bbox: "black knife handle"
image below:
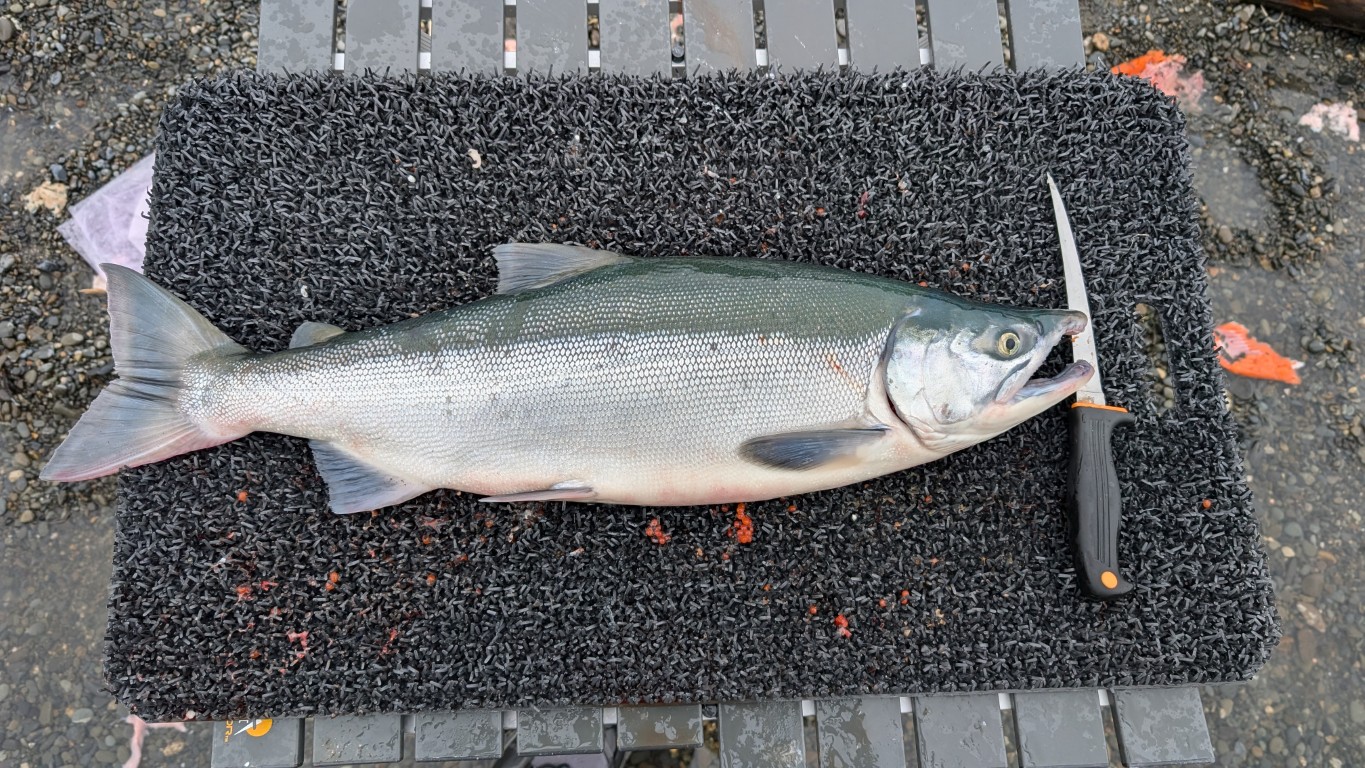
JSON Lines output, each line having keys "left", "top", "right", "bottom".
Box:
{"left": 1068, "top": 402, "right": 1135, "bottom": 600}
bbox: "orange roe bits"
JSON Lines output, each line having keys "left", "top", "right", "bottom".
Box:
{"left": 644, "top": 517, "right": 671, "bottom": 545}
{"left": 731, "top": 503, "right": 754, "bottom": 545}
{"left": 834, "top": 614, "right": 852, "bottom": 638}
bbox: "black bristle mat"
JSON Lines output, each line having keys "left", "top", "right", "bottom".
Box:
{"left": 108, "top": 69, "right": 1277, "bottom": 720}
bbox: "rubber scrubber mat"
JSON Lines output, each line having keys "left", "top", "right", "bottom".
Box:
{"left": 106, "top": 69, "right": 1277, "bottom": 720}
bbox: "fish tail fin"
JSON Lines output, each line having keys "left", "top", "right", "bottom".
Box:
{"left": 40, "top": 265, "right": 250, "bottom": 482}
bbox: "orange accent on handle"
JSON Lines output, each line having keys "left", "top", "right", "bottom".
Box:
{"left": 1101, "top": 571, "right": 1119, "bottom": 590}
{"left": 246, "top": 719, "right": 273, "bottom": 737}
{"left": 1072, "top": 402, "right": 1129, "bottom": 413}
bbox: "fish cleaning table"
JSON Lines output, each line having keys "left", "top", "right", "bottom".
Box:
{"left": 98, "top": 1, "right": 1276, "bottom": 766}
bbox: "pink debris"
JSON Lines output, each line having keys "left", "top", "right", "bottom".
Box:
{"left": 1298, "top": 102, "right": 1360, "bottom": 142}
{"left": 123, "top": 714, "right": 188, "bottom": 768}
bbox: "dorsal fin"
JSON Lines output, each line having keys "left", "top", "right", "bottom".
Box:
{"left": 492, "top": 243, "right": 634, "bottom": 295}
{"left": 290, "top": 321, "right": 344, "bottom": 348}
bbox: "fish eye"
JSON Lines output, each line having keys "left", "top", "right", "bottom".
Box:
{"left": 996, "top": 331, "right": 1022, "bottom": 357}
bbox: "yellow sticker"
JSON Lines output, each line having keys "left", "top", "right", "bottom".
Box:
{"left": 246, "top": 719, "right": 274, "bottom": 737}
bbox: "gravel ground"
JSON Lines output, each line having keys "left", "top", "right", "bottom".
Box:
{"left": 1, "top": 1, "right": 1361, "bottom": 766}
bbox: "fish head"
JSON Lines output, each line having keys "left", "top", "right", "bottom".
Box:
{"left": 882, "top": 299, "right": 1092, "bottom": 452}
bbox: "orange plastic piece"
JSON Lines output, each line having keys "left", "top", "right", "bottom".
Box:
{"left": 1112, "top": 50, "right": 1171, "bottom": 76}
{"left": 1213, "top": 322, "right": 1304, "bottom": 385}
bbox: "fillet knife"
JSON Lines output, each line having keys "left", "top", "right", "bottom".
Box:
{"left": 1047, "top": 174, "right": 1134, "bottom": 600}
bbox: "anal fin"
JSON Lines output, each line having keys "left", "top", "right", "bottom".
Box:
{"left": 739, "top": 427, "right": 888, "bottom": 471}
{"left": 310, "top": 440, "right": 434, "bottom": 514}
{"left": 480, "top": 482, "right": 596, "bottom": 503}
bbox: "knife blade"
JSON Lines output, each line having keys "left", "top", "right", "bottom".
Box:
{"left": 1047, "top": 174, "right": 1134, "bottom": 601}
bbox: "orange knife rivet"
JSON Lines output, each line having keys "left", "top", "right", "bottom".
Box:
{"left": 1101, "top": 571, "right": 1119, "bottom": 590}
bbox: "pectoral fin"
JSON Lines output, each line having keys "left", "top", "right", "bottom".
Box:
{"left": 309, "top": 440, "right": 434, "bottom": 514}
{"left": 480, "top": 482, "right": 596, "bottom": 503}
{"left": 739, "top": 427, "right": 889, "bottom": 471}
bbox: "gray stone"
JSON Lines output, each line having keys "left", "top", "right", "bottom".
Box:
{"left": 71, "top": 708, "right": 94, "bottom": 724}
{"left": 1282, "top": 521, "right": 1303, "bottom": 539}
{"left": 0, "top": 16, "right": 13, "bottom": 43}
{"left": 1217, "top": 224, "right": 1233, "bottom": 243}
{"left": 1351, "top": 700, "right": 1365, "bottom": 725}
{"left": 17, "top": 509, "right": 34, "bottom": 524}
{"left": 0, "top": 683, "right": 9, "bottom": 702}
{"left": 1301, "top": 572, "right": 1324, "bottom": 598}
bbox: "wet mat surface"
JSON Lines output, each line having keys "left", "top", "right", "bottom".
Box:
{"left": 107, "top": 70, "right": 1277, "bottom": 719}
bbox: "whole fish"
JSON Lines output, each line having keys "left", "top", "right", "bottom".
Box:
{"left": 42, "top": 244, "right": 1093, "bottom": 513}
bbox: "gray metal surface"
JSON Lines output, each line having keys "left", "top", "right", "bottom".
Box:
{"left": 257, "top": 0, "right": 336, "bottom": 73}
{"left": 617, "top": 704, "right": 705, "bottom": 750}
{"left": 430, "top": 0, "right": 504, "bottom": 73}
{"left": 764, "top": 0, "right": 839, "bottom": 69}
{"left": 815, "top": 697, "right": 905, "bottom": 768}
{"left": 1012, "top": 691, "right": 1108, "bottom": 768}
{"left": 344, "top": 0, "right": 421, "bottom": 74}
{"left": 210, "top": 718, "right": 305, "bottom": 768}
{"left": 1112, "top": 688, "right": 1215, "bottom": 767}
{"left": 311, "top": 714, "right": 403, "bottom": 765}
{"left": 414, "top": 710, "right": 506, "bottom": 760}
{"left": 845, "top": 0, "right": 920, "bottom": 71}
{"left": 683, "top": 0, "right": 756, "bottom": 72}
{"left": 598, "top": 0, "right": 672, "bottom": 75}
{"left": 1003, "top": 0, "right": 1084, "bottom": 69}
{"left": 515, "top": 0, "right": 589, "bottom": 73}
{"left": 718, "top": 700, "right": 806, "bottom": 768}
{"left": 1049, "top": 173, "right": 1107, "bottom": 406}
{"left": 516, "top": 706, "right": 605, "bottom": 755}
{"left": 923, "top": 0, "right": 1003, "bottom": 69}
{"left": 913, "top": 695, "right": 1007, "bottom": 768}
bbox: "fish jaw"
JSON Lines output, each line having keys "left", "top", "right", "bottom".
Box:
{"left": 975, "top": 309, "right": 1094, "bottom": 435}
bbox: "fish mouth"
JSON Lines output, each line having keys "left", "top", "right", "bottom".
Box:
{"left": 1010, "top": 360, "right": 1094, "bottom": 402}
{"left": 996, "top": 310, "right": 1093, "bottom": 404}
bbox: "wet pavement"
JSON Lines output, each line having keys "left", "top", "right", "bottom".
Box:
{"left": 2, "top": 1, "right": 1363, "bottom": 766}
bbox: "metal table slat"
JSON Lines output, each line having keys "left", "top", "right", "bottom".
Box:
{"left": 913, "top": 695, "right": 1007, "bottom": 768}
{"left": 1112, "top": 688, "right": 1215, "bottom": 767}
{"left": 1003, "top": 0, "right": 1084, "bottom": 68}
{"left": 923, "top": 0, "right": 1002, "bottom": 69}
{"left": 598, "top": 0, "right": 672, "bottom": 75}
{"left": 815, "top": 697, "right": 905, "bottom": 768}
{"left": 312, "top": 715, "right": 404, "bottom": 766}
{"left": 257, "top": 0, "right": 335, "bottom": 73}
{"left": 430, "top": 0, "right": 504, "bottom": 73}
{"left": 344, "top": 0, "right": 421, "bottom": 74}
{"left": 1012, "top": 691, "right": 1108, "bottom": 768}
{"left": 211, "top": 718, "right": 305, "bottom": 768}
{"left": 683, "top": 0, "right": 756, "bottom": 72}
{"left": 718, "top": 701, "right": 806, "bottom": 768}
{"left": 764, "top": 0, "right": 839, "bottom": 69}
{"left": 845, "top": 0, "right": 919, "bottom": 71}
{"left": 516, "top": 706, "right": 605, "bottom": 755}
{"left": 414, "top": 711, "right": 506, "bottom": 760}
{"left": 617, "top": 704, "right": 705, "bottom": 750}
{"left": 516, "top": 0, "right": 589, "bottom": 73}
